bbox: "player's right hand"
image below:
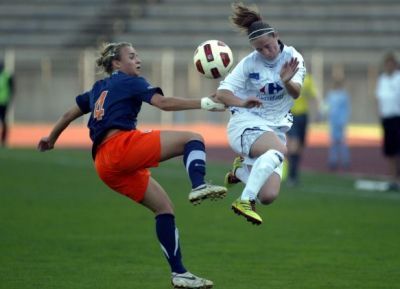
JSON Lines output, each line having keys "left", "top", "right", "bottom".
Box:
{"left": 201, "top": 96, "right": 226, "bottom": 111}
{"left": 38, "top": 137, "right": 54, "bottom": 152}
{"left": 242, "top": 97, "right": 262, "bottom": 108}
{"left": 280, "top": 57, "right": 299, "bottom": 83}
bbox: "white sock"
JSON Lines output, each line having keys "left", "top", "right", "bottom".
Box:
{"left": 235, "top": 166, "right": 250, "bottom": 184}
{"left": 240, "top": 149, "right": 284, "bottom": 201}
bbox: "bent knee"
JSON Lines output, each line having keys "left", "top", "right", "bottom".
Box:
{"left": 155, "top": 207, "right": 174, "bottom": 215}
{"left": 152, "top": 202, "right": 175, "bottom": 215}
{"left": 258, "top": 190, "right": 279, "bottom": 205}
{"left": 277, "top": 146, "right": 288, "bottom": 157}
{"left": 188, "top": 132, "right": 204, "bottom": 143}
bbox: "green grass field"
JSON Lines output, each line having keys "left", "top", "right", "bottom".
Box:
{"left": 1, "top": 148, "right": 400, "bottom": 289}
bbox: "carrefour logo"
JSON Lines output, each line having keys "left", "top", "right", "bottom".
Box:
{"left": 260, "top": 82, "right": 284, "bottom": 94}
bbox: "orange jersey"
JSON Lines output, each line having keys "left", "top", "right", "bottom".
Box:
{"left": 94, "top": 129, "right": 161, "bottom": 202}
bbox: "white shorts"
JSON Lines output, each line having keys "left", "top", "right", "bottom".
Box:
{"left": 227, "top": 111, "right": 292, "bottom": 178}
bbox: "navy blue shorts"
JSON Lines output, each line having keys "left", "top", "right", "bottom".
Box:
{"left": 382, "top": 116, "right": 400, "bottom": 156}
{"left": 287, "top": 113, "right": 308, "bottom": 146}
{"left": 0, "top": 105, "right": 8, "bottom": 122}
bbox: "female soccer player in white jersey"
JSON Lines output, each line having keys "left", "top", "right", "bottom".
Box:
{"left": 215, "top": 3, "right": 306, "bottom": 225}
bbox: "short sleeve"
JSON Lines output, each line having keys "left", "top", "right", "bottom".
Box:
{"left": 75, "top": 91, "right": 91, "bottom": 114}
{"left": 122, "top": 76, "right": 163, "bottom": 104}
{"left": 138, "top": 84, "right": 164, "bottom": 104}
{"left": 218, "top": 58, "right": 247, "bottom": 94}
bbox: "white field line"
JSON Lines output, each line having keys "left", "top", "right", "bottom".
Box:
{"left": 293, "top": 182, "right": 400, "bottom": 201}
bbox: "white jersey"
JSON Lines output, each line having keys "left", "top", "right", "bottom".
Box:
{"left": 375, "top": 70, "right": 400, "bottom": 118}
{"left": 218, "top": 44, "right": 306, "bottom": 125}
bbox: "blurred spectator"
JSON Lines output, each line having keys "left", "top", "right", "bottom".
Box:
{"left": 286, "top": 73, "right": 319, "bottom": 186}
{"left": 375, "top": 52, "right": 400, "bottom": 190}
{"left": 325, "top": 77, "right": 351, "bottom": 170}
{"left": 0, "top": 61, "right": 14, "bottom": 147}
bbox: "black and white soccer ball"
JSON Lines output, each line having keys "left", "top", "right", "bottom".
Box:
{"left": 193, "top": 40, "right": 234, "bottom": 79}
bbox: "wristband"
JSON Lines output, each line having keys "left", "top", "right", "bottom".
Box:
{"left": 201, "top": 97, "right": 225, "bottom": 110}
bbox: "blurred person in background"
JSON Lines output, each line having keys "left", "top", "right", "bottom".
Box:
{"left": 325, "top": 77, "right": 351, "bottom": 170}
{"left": 375, "top": 52, "right": 400, "bottom": 191}
{"left": 38, "top": 42, "right": 228, "bottom": 289}
{"left": 217, "top": 2, "right": 305, "bottom": 225}
{"left": 286, "top": 71, "right": 319, "bottom": 186}
{"left": 0, "top": 61, "right": 14, "bottom": 147}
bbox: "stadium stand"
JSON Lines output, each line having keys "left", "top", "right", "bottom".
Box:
{"left": 0, "top": 0, "right": 142, "bottom": 49}
{"left": 119, "top": 0, "right": 400, "bottom": 52}
{"left": 1, "top": 0, "right": 399, "bottom": 52}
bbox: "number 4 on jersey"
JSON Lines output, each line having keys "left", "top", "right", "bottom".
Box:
{"left": 94, "top": 91, "right": 108, "bottom": 121}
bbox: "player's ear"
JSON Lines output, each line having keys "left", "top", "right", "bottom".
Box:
{"left": 112, "top": 59, "right": 121, "bottom": 70}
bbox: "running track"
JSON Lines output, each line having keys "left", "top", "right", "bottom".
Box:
{"left": 8, "top": 123, "right": 389, "bottom": 177}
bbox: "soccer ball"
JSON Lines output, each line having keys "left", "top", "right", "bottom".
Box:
{"left": 193, "top": 40, "right": 234, "bottom": 79}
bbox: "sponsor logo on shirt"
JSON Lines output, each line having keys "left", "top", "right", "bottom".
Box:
{"left": 258, "top": 82, "right": 285, "bottom": 101}
{"left": 249, "top": 73, "right": 260, "bottom": 80}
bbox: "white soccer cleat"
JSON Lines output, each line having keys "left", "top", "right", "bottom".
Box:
{"left": 171, "top": 271, "right": 213, "bottom": 289}
{"left": 188, "top": 183, "right": 227, "bottom": 205}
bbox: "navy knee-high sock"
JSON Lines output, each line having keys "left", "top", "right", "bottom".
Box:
{"left": 155, "top": 214, "right": 186, "bottom": 274}
{"left": 183, "top": 140, "right": 206, "bottom": 189}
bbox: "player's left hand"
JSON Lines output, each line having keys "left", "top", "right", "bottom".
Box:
{"left": 242, "top": 96, "right": 262, "bottom": 108}
{"left": 38, "top": 137, "right": 55, "bottom": 152}
{"left": 201, "top": 96, "right": 226, "bottom": 111}
{"left": 280, "top": 57, "right": 299, "bottom": 83}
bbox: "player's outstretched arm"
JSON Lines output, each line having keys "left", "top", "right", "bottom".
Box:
{"left": 38, "top": 105, "right": 84, "bottom": 152}
{"left": 215, "top": 89, "right": 262, "bottom": 108}
{"left": 151, "top": 93, "right": 225, "bottom": 111}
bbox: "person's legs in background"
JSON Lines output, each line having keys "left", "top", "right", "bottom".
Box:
{"left": 328, "top": 121, "right": 341, "bottom": 170}
{"left": 286, "top": 114, "right": 308, "bottom": 186}
{"left": 339, "top": 125, "right": 350, "bottom": 169}
{"left": 382, "top": 117, "right": 400, "bottom": 191}
{"left": 0, "top": 105, "right": 8, "bottom": 147}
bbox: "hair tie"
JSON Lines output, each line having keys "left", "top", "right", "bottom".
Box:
{"left": 248, "top": 28, "right": 275, "bottom": 40}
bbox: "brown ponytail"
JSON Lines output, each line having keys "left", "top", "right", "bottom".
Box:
{"left": 230, "top": 2, "right": 276, "bottom": 41}
{"left": 230, "top": 2, "right": 262, "bottom": 33}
